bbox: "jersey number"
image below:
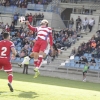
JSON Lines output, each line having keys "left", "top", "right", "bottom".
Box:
{"left": 1, "top": 47, "right": 7, "bottom": 56}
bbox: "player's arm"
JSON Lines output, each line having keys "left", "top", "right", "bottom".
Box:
{"left": 26, "top": 21, "right": 37, "bottom": 32}
{"left": 49, "top": 31, "right": 53, "bottom": 47}
{"left": 11, "top": 47, "right": 17, "bottom": 57}
{"left": 10, "top": 42, "right": 17, "bottom": 56}
{"left": 49, "top": 31, "right": 53, "bottom": 54}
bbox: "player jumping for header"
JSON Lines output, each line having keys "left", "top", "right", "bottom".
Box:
{"left": 26, "top": 19, "right": 53, "bottom": 78}
{"left": 0, "top": 33, "right": 17, "bottom": 92}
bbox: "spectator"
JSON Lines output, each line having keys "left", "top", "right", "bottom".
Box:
{"left": 13, "top": 13, "right": 19, "bottom": 25}
{"left": 76, "top": 16, "right": 82, "bottom": 31}
{"left": 82, "top": 17, "right": 88, "bottom": 32}
{"left": 28, "top": 13, "right": 33, "bottom": 25}
{"left": 10, "top": 22, "right": 15, "bottom": 32}
{"left": 88, "top": 18, "right": 95, "bottom": 32}
{"left": 89, "top": 57, "right": 96, "bottom": 66}
{"left": 69, "top": 18, "right": 74, "bottom": 29}
{"left": 69, "top": 47, "right": 77, "bottom": 57}
{"left": 79, "top": 56, "right": 88, "bottom": 64}
{"left": 92, "top": 48, "right": 98, "bottom": 58}
{"left": 81, "top": 5, "right": 85, "bottom": 14}
{"left": 91, "top": 40, "right": 96, "bottom": 51}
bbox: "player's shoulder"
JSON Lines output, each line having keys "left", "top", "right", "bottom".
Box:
{"left": 47, "top": 27, "right": 52, "bottom": 30}
{"left": 7, "top": 40, "right": 14, "bottom": 44}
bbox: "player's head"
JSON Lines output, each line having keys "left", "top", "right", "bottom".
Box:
{"left": 40, "top": 19, "right": 48, "bottom": 27}
{"left": 3, "top": 32, "right": 10, "bottom": 40}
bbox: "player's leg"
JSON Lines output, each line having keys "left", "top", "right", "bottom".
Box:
{"left": 83, "top": 72, "right": 86, "bottom": 82}
{"left": 31, "top": 41, "right": 40, "bottom": 67}
{"left": 7, "top": 71, "right": 14, "bottom": 92}
{"left": 34, "top": 41, "right": 47, "bottom": 78}
{"left": 23, "top": 64, "right": 25, "bottom": 74}
{"left": 3, "top": 60, "right": 14, "bottom": 92}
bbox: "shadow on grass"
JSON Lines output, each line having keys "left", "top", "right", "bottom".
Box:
{"left": 0, "top": 71, "right": 100, "bottom": 92}
{"left": 0, "top": 91, "right": 8, "bottom": 95}
{"left": 16, "top": 90, "right": 39, "bottom": 99}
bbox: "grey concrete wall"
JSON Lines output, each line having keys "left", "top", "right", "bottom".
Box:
{"left": 70, "top": 14, "right": 99, "bottom": 31}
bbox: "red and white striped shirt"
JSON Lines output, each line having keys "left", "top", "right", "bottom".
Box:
{"left": 28, "top": 25, "right": 53, "bottom": 46}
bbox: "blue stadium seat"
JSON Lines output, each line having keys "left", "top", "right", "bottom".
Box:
{"left": 65, "top": 63, "right": 70, "bottom": 67}
{"left": 70, "top": 59, "right": 74, "bottom": 63}
{"left": 17, "top": 43, "right": 21, "bottom": 46}
{"left": 35, "top": 4, "right": 44, "bottom": 11}
{"left": 95, "top": 66, "right": 99, "bottom": 70}
{"left": 88, "top": 53, "right": 92, "bottom": 58}
{"left": 27, "top": 4, "right": 35, "bottom": 10}
{"left": 21, "top": 58, "right": 24, "bottom": 62}
{"left": 11, "top": 32, "right": 15, "bottom": 36}
{"left": 89, "top": 66, "right": 95, "bottom": 70}
{"left": 70, "top": 62, "right": 75, "bottom": 67}
{"left": 74, "top": 56, "right": 80, "bottom": 62}
{"left": 84, "top": 53, "right": 88, "bottom": 58}
{"left": 30, "top": 59, "right": 34, "bottom": 64}
{"left": 15, "top": 57, "right": 21, "bottom": 63}
{"left": 80, "top": 64, "right": 84, "bottom": 68}
{"left": 74, "top": 64, "right": 79, "bottom": 68}
{"left": 17, "top": 47, "right": 21, "bottom": 51}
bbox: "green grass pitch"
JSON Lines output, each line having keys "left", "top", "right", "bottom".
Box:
{"left": 0, "top": 71, "right": 100, "bottom": 100}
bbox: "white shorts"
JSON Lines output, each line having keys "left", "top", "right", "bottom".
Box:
{"left": 44, "top": 43, "right": 50, "bottom": 55}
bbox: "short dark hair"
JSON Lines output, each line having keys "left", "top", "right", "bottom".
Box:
{"left": 3, "top": 33, "right": 9, "bottom": 39}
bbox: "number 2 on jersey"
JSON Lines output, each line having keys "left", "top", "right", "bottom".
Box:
{"left": 1, "top": 47, "right": 7, "bottom": 56}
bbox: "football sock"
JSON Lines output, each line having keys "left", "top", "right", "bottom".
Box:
{"left": 8, "top": 74, "right": 13, "bottom": 83}
{"left": 36, "top": 55, "right": 43, "bottom": 68}
{"left": 34, "top": 59, "right": 38, "bottom": 66}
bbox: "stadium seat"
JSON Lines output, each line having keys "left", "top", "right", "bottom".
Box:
{"left": 70, "top": 59, "right": 74, "bottom": 63}
{"left": 95, "top": 66, "right": 99, "bottom": 70}
{"left": 15, "top": 57, "right": 21, "bottom": 63}
{"left": 21, "top": 58, "right": 24, "bottom": 62}
{"left": 80, "top": 64, "right": 84, "bottom": 68}
{"left": 84, "top": 53, "right": 88, "bottom": 58}
{"left": 11, "top": 32, "right": 15, "bottom": 36}
{"left": 35, "top": 4, "right": 44, "bottom": 11}
{"left": 30, "top": 59, "right": 34, "bottom": 64}
{"left": 27, "top": 4, "right": 35, "bottom": 10}
{"left": 74, "top": 64, "right": 79, "bottom": 68}
{"left": 88, "top": 53, "right": 92, "bottom": 58}
{"left": 89, "top": 66, "right": 95, "bottom": 70}
{"left": 74, "top": 56, "right": 80, "bottom": 62}
{"left": 17, "top": 43, "right": 21, "bottom": 46}
{"left": 65, "top": 63, "right": 70, "bottom": 67}
{"left": 70, "top": 62, "right": 75, "bottom": 67}
{"left": 17, "top": 47, "right": 21, "bottom": 51}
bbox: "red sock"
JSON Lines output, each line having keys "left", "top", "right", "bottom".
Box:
{"left": 8, "top": 74, "right": 13, "bottom": 83}
{"left": 36, "top": 55, "right": 43, "bottom": 68}
{"left": 34, "top": 59, "right": 38, "bottom": 67}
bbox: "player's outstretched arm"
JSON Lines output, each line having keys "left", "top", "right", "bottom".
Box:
{"left": 11, "top": 47, "right": 17, "bottom": 57}
{"left": 26, "top": 21, "right": 37, "bottom": 32}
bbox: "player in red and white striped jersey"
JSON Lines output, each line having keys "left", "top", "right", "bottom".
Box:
{"left": 26, "top": 19, "right": 53, "bottom": 78}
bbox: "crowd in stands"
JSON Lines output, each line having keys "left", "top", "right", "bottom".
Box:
{"left": 53, "top": 28, "right": 78, "bottom": 50}
{"left": 69, "top": 31, "right": 100, "bottom": 66}
{"left": 0, "top": 0, "right": 52, "bottom": 7}
{"left": 25, "top": 13, "right": 44, "bottom": 25}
